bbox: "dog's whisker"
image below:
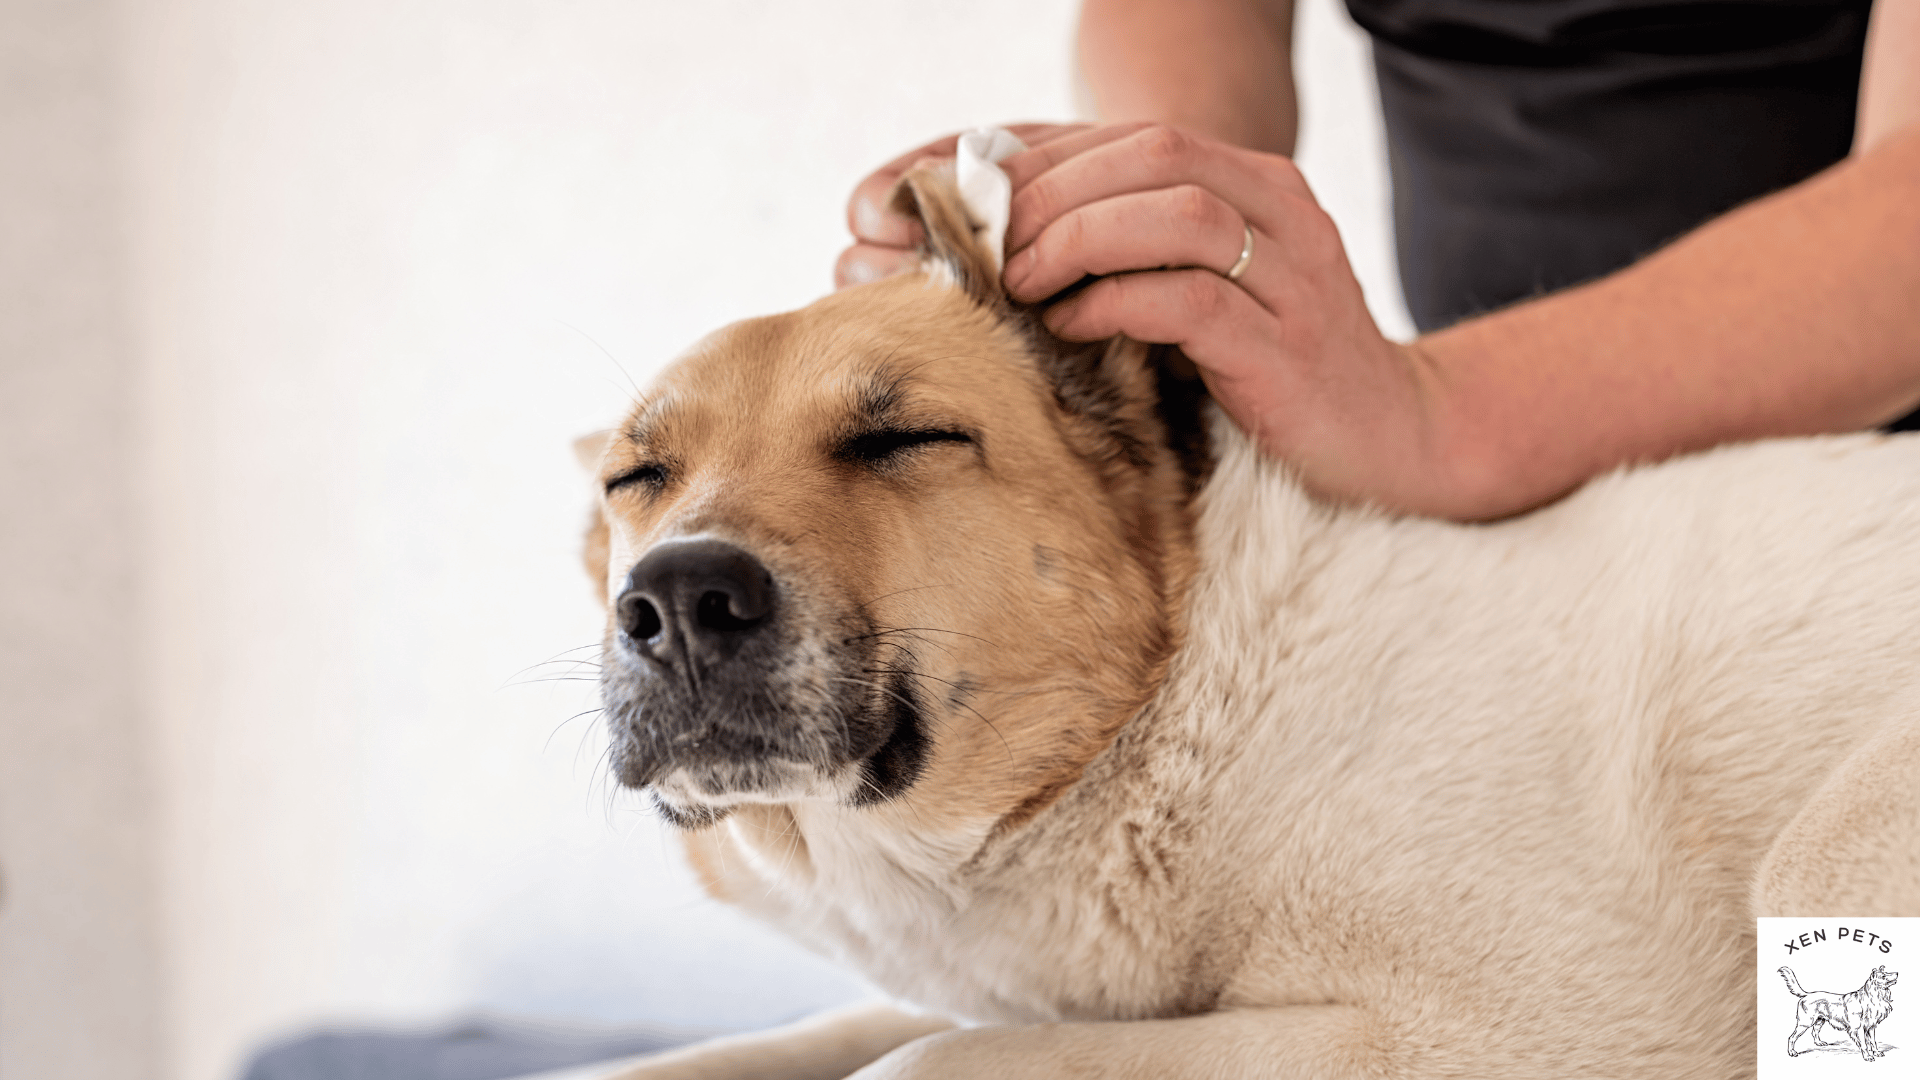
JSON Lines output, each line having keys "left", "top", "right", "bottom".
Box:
{"left": 542, "top": 642, "right": 609, "bottom": 658}
{"left": 820, "top": 675, "right": 959, "bottom": 747}
{"left": 895, "top": 353, "right": 989, "bottom": 380}
{"left": 864, "top": 662, "right": 1033, "bottom": 698}
{"left": 751, "top": 807, "right": 809, "bottom": 903}
{"left": 557, "top": 318, "right": 644, "bottom": 404}
{"left": 830, "top": 667, "right": 1008, "bottom": 767}
{"left": 862, "top": 631, "right": 953, "bottom": 660}
{"left": 584, "top": 738, "right": 621, "bottom": 820}
{"left": 906, "top": 353, "right": 996, "bottom": 375}
{"left": 518, "top": 641, "right": 607, "bottom": 667}
{"left": 869, "top": 641, "right": 924, "bottom": 667}
{"left": 545, "top": 706, "right": 606, "bottom": 755}
{"left": 861, "top": 667, "right": 1014, "bottom": 765}
{"left": 853, "top": 583, "right": 961, "bottom": 612}
{"left": 856, "top": 624, "right": 1002, "bottom": 649}
{"left": 500, "top": 643, "right": 607, "bottom": 691}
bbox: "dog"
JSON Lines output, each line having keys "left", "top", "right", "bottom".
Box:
{"left": 572, "top": 161, "right": 1920, "bottom": 1079}
{"left": 1782, "top": 965, "right": 1899, "bottom": 1061}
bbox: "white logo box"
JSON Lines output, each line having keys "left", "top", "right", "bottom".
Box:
{"left": 1758, "top": 917, "right": 1912, "bottom": 1078}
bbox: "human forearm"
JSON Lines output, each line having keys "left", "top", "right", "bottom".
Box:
{"left": 1419, "top": 125, "right": 1920, "bottom": 519}
{"left": 1859, "top": 0, "right": 1920, "bottom": 149}
{"left": 1077, "top": 0, "right": 1298, "bottom": 154}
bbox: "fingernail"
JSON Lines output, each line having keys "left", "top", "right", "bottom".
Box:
{"left": 854, "top": 196, "right": 889, "bottom": 239}
{"left": 845, "top": 259, "right": 879, "bottom": 284}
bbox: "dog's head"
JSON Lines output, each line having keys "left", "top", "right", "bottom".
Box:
{"left": 1871, "top": 966, "right": 1898, "bottom": 991}
{"left": 582, "top": 163, "right": 1208, "bottom": 834}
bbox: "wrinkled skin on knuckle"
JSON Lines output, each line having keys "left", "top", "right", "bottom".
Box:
{"left": 1175, "top": 270, "right": 1229, "bottom": 325}
{"left": 1135, "top": 124, "right": 1198, "bottom": 174}
{"left": 1016, "top": 173, "right": 1077, "bottom": 239}
{"left": 1053, "top": 279, "right": 1122, "bottom": 340}
{"left": 1046, "top": 293, "right": 1094, "bottom": 340}
{"left": 1049, "top": 207, "right": 1090, "bottom": 269}
{"left": 1169, "top": 184, "right": 1229, "bottom": 234}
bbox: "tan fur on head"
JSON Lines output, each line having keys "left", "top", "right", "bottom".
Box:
{"left": 584, "top": 165, "right": 1206, "bottom": 836}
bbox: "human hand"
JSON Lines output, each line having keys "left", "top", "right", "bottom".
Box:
{"left": 833, "top": 124, "right": 1090, "bottom": 289}
{"left": 998, "top": 123, "right": 1460, "bottom": 515}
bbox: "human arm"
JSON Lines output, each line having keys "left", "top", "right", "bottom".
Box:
{"left": 1412, "top": 122, "right": 1920, "bottom": 516}
{"left": 1077, "top": 0, "right": 1297, "bottom": 156}
{"left": 1003, "top": 0, "right": 1920, "bottom": 519}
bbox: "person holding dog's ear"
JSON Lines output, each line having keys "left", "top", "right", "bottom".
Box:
{"left": 837, "top": 0, "right": 1920, "bottom": 522}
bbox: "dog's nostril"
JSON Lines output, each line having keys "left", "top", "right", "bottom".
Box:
{"left": 696, "top": 589, "right": 764, "bottom": 632}
{"left": 617, "top": 592, "right": 663, "bottom": 641}
{"left": 619, "top": 539, "right": 776, "bottom": 666}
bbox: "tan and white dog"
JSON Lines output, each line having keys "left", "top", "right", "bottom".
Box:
{"left": 574, "top": 164, "right": 1920, "bottom": 1080}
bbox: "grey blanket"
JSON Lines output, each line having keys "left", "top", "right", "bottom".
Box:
{"left": 239, "top": 1015, "right": 701, "bottom": 1080}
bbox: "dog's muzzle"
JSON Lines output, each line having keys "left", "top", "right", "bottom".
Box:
{"left": 599, "top": 537, "right": 929, "bottom": 823}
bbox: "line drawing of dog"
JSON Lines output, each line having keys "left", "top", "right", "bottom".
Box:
{"left": 569, "top": 159, "right": 1920, "bottom": 1079}
{"left": 1783, "top": 965, "right": 1899, "bottom": 1062}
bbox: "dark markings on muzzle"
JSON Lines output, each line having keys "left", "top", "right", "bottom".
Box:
{"left": 848, "top": 669, "right": 929, "bottom": 807}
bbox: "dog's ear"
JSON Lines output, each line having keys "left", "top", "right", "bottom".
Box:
{"left": 573, "top": 429, "right": 614, "bottom": 471}
{"left": 573, "top": 430, "right": 614, "bottom": 608}
{"left": 890, "top": 161, "right": 1211, "bottom": 492}
{"left": 1039, "top": 337, "right": 1213, "bottom": 497}
{"left": 890, "top": 161, "right": 1004, "bottom": 308}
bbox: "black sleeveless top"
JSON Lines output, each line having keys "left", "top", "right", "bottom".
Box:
{"left": 1344, "top": 0, "right": 1872, "bottom": 320}
{"left": 1340, "top": 0, "right": 1914, "bottom": 427}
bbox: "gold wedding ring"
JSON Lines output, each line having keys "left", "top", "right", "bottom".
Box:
{"left": 1225, "top": 223, "right": 1255, "bottom": 282}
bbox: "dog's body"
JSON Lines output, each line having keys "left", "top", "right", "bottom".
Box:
{"left": 580, "top": 167, "right": 1920, "bottom": 1079}
{"left": 1782, "top": 965, "right": 1899, "bottom": 1061}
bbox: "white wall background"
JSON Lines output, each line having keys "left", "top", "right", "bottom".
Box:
{"left": 0, "top": 4, "right": 157, "bottom": 1080}
{"left": 4, "top": 2, "right": 1406, "bottom": 1079}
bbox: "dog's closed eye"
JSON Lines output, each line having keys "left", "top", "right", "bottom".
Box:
{"left": 835, "top": 428, "right": 974, "bottom": 467}
{"left": 606, "top": 463, "right": 669, "bottom": 495}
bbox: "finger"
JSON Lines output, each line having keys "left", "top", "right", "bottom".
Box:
{"left": 1006, "top": 125, "right": 1310, "bottom": 253}
{"left": 1043, "top": 268, "right": 1275, "bottom": 365}
{"left": 999, "top": 122, "right": 1155, "bottom": 191}
{"left": 1004, "top": 185, "right": 1258, "bottom": 304}
{"left": 847, "top": 123, "right": 1089, "bottom": 246}
{"left": 1002, "top": 122, "right": 1094, "bottom": 148}
{"left": 1042, "top": 270, "right": 1303, "bottom": 445}
{"left": 834, "top": 243, "right": 920, "bottom": 290}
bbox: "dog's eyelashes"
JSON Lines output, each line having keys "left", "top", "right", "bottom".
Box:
{"left": 606, "top": 463, "right": 668, "bottom": 495}
{"left": 836, "top": 428, "right": 973, "bottom": 466}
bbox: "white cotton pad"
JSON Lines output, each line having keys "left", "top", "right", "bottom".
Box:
{"left": 954, "top": 127, "right": 1028, "bottom": 272}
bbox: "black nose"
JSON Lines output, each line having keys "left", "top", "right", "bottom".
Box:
{"left": 616, "top": 539, "right": 775, "bottom": 673}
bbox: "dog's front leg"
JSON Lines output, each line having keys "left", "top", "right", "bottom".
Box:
{"left": 592, "top": 1002, "right": 954, "bottom": 1080}
{"left": 847, "top": 1005, "right": 1379, "bottom": 1080}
